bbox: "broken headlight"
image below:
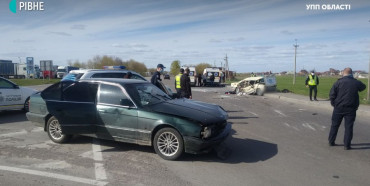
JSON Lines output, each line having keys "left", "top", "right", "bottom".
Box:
{"left": 201, "top": 127, "right": 212, "bottom": 139}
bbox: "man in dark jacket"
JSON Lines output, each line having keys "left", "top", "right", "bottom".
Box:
{"left": 151, "top": 64, "right": 165, "bottom": 89}
{"left": 180, "top": 68, "right": 192, "bottom": 99}
{"left": 328, "top": 67, "right": 366, "bottom": 150}
{"left": 305, "top": 70, "right": 319, "bottom": 101}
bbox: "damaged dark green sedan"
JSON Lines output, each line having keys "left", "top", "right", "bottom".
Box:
{"left": 26, "top": 79, "right": 231, "bottom": 160}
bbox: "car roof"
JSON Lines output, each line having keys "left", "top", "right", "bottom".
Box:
{"left": 240, "top": 77, "right": 264, "bottom": 81}
{"left": 69, "top": 69, "right": 137, "bottom": 74}
{"left": 78, "top": 78, "right": 149, "bottom": 85}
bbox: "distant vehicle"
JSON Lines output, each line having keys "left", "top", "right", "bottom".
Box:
{"left": 263, "top": 74, "right": 277, "bottom": 91}
{"left": 164, "top": 74, "right": 170, "bottom": 79}
{"left": 182, "top": 66, "right": 196, "bottom": 86}
{"left": 230, "top": 76, "right": 266, "bottom": 96}
{"left": 203, "top": 67, "right": 222, "bottom": 86}
{"left": 57, "top": 66, "right": 79, "bottom": 79}
{"left": 0, "top": 60, "right": 27, "bottom": 79}
{"left": 0, "top": 77, "right": 38, "bottom": 112}
{"left": 26, "top": 79, "right": 230, "bottom": 160}
{"left": 63, "top": 69, "right": 177, "bottom": 98}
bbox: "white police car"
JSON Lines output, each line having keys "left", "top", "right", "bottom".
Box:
{"left": 0, "top": 77, "right": 38, "bottom": 112}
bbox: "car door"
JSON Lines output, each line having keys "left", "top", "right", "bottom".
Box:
{"left": 43, "top": 81, "right": 99, "bottom": 134}
{"left": 97, "top": 83, "right": 138, "bottom": 142}
{"left": 0, "top": 78, "right": 23, "bottom": 110}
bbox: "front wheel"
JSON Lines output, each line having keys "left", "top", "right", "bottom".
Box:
{"left": 47, "top": 116, "right": 71, "bottom": 143}
{"left": 153, "top": 128, "right": 184, "bottom": 160}
{"left": 23, "top": 97, "right": 30, "bottom": 112}
{"left": 256, "top": 88, "right": 264, "bottom": 96}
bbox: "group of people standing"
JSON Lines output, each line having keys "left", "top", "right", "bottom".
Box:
{"left": 150, "top": 64, "right": 192, "bottom": 99}
{"left": 305, "top": 68, "right": 366, "bottom": 150}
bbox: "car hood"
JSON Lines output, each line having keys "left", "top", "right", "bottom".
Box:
{"left": 149, "top": 99, "right": 228, "bottom": 126}
{"left": 21, "top": 87, "right": 38, "bottom": 96}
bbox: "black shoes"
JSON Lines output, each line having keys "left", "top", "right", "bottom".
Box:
{"left": 314, "top": 99, "right": 318, "bottom": 101}
{"left": 344, "top": 146, "right": 352, "bottom": 150}
{"left": 329, "top": 142, "right": 336, "bottom": 146}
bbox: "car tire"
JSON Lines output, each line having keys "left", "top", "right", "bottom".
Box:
{"left": 47, "top": 116, "right": 71, "bottom": 143}
{"left": 256, "top": 88, "right": 264, "bottom": 96}
{"left": 153, "top": 128, "right": 184, "bottom": 160}
{"left": 23, "top": 97, "right": 30, "bottom": 112}
{"left": 235, "top": 87, "right": 240, "bottom": 94}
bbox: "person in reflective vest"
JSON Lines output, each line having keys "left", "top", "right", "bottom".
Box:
{"left": 175, "top": 68, "right": 184, "bottom": 97}
{"left": 305, "top": 70, "right": 320, "bottom": 101}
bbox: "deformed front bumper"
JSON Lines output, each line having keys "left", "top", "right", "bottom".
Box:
{"left": 183, "top": 123, "right": 231, "bottom": 154}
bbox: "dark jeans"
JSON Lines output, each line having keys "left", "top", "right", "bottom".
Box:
{"left": 176, "top": 88, "right": 182, "bottom": 98}
{"left": 309, "top": 85, "right": 317, "bottom": 100}
{"left": 328, "top": 108, "right": 356, "bottom": 147}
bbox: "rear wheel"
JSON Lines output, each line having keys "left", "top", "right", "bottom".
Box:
{"left": 47, "top": 116, "right": 71, "bottom": 143}
{"left": 153, "top": 128, "right": 184, "bottom": 160}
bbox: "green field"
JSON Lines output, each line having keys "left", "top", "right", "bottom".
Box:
{"left": 275, "top": 76, "right": 369, "bottom": 104}
{"left": 9, "top": 79, "right": 60, "bottom": 86}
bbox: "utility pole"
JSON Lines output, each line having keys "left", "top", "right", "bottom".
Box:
{"left": 293, "top": 39, "right": 299, "bottom": 85}
{"left": 368, "top": 57, "right": 370, "bottom": 101}
{"left": 224, "top": 54, "right": 229, "bottom": 81}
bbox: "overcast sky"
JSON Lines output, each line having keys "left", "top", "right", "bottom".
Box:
{"left": 1, "top": 0, "right": 369, "bottom": 72}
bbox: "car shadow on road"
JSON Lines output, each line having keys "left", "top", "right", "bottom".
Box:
{"left": 181, "top": 136, "right": 278, "bottom": 163}
{"left": 228, "top": 116, "right": 258, "bottom": 120}
{"left": 0, "top": 110, "right": 28, "bottom": 124}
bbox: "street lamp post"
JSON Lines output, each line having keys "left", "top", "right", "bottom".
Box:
{"left": 293, "top": 39, "right": 299, "bottom": 85}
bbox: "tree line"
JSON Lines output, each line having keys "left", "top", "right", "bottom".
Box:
{"left": 68, "top": 55, "right": 213, "bottom": 76}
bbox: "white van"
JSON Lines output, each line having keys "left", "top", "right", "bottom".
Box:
{"left": 203, "top": 67, "right": 222, "bottom": 86}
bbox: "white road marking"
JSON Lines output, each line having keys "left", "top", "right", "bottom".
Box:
{"left": 0, "top": 165, "right": 108, "bottom": 186}
{"left": 249, "top": 112, "right": 258, "bottom": 116}
{"left": 92, "top": 139, "right": 107, "bottom": 181}
{"left": 302, "top": 123, "right": 316, "bottom": 131}
{"left": 0, "top": 129, "right": 27, "bottom": 138}
{"left": 283, "top": 123, "right": 300, "bottom": 131}
{"left": 274, "top": 109, "right": 287, "bottom": 117}
{"left": 0, "top": 127, "right": 43, "bottom": 138}
{"left": 30, "top": 127, "right": 44, "bottom": 133}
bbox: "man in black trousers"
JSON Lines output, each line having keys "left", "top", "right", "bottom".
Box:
{"left": 305, "top": 70, "right": 319, "bottom": 101}
{"left": 180, "top": 68, "right": 192, "bottom": 99}
{"left": 328, "top": 67, "right": 366, "bottom": 150}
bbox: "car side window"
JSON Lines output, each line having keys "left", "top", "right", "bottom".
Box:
{"left": 41, "top": 82, "right": 65, "bottom": 100}
{"left": 98, "top": 84, "right": 130, "bottom": 106}
{"left": 91, "top": 73, "right": 125, "bottom": 78}
{"left": 131, "top": 74, "right": 146, "bottom": 81}
{"left": 63, "top": 82, "right": 98, "bottom": 102}
{"left": 0, "top": 79, "right": 14, "bottom": 88}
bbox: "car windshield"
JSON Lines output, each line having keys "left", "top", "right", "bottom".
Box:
{"left": 62, "top": 73, "right": 84, "bottom": 81}
{"left": 124, "top": 83, "right": 171, "bottom": 107}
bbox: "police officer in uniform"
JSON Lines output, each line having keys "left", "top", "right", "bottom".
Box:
{"left": 151, "top": 64, "right": 165, "bottom": 89}
{"left": 180, "top": 68, "right": 192, "bottom": 99}
{"left": 328, "top": 67, "right": 366, "bottom": 150}
{"left": 305, "top": 70, "right": 319, "bottom": 101}
{"left": 175, "top": 68, "right": 184, "bottom": 96}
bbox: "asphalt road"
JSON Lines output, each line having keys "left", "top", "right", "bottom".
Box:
{"left": 0, "top": 80, "right": 369, "bottom": 186}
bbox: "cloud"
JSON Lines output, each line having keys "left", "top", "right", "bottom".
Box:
{"left": 13, "top": 39, "right": 35, "bottom": 43}
{"left": 47, "top": 31, "right": 72, "bottom": 36}
{"left": 209, "top": 39, "right": 223, "bottom": 43}
{"left": 228, "top": 37, "right": 245, "bottom": 42}
{"left": 71, "top": 24, "right": 86, "bottom": 30}
{"left": 281, "top": 30, "right": 294, "bottom": 35}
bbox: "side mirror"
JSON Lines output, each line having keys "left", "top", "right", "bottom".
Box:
{"left": 120, "top": 99, "right": 134, "bottom": 107}
{"left": 14, "top": 85, "right": 19, "bottom": 89}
